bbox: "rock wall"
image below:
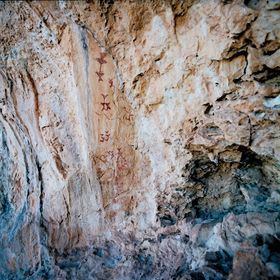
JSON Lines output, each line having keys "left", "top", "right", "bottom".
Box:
{"left": 0, "top": 0, "right": 279, "bottom": 279}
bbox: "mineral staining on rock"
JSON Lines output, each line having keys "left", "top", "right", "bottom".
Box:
{"left": 0, "top": 0, "right": 279, "bottom": 279}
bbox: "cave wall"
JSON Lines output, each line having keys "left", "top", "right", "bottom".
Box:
{"left": 0, "top": 0, "right": 279, "bottom": 279}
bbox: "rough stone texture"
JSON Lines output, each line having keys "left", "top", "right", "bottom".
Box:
{"left": 0, "top": 0, "right": 279, "bottom": 279}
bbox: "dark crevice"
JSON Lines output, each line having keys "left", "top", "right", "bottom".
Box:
{"left": 263, "top": 46, "right": 279, "bottom": 56}
{"left": 252, "top": 65, "right": 280, "bottom": 83}
{"left": 224, "top": 50, "right": 248, "bottom": 63}
{"left": 216, "top": 92, "right": 234, "bottom": 102}
{"left": 36, "top": 155, "right": 52, "bottom": 278}
{"left": 36, "top": 156, "right": 45, "bottom": 230}
{"left": 203, "top": 103, "right": 213, "bottom": 115}
{"left": 132, "top": 73, "right": 144, "bottom": 88}
{"left": 158, "top": 144, "right": 277, "bottom": 221}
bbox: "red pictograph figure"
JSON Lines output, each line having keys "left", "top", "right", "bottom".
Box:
{"left": 109, "top": 79, "right": 113, "bottom": 88}
{"left": 123, "top": 107, "right": 134, "bottom": 122}
{"left": 94, "top": 148, "right": 130, "bottom": 187}
{"left": 100, "top": 94, "right": 111, "bottom": 111}
{"left": 95, "top": 53, "right": 107, "bottom": 82}
{"left": 107, "top": 150, "right": 115, "bottom": 160}
{"left": 99, "top": 154, "right": 108, "bottom": 163}
{"left": 115, "top": 148, "right": 128, "bottom": 171}
{"left": 96, "top": 53, "right": 107, "bottom": 65}
{"left": 115, "top": 148, "right": 124, "bottom": 160}
{"left": 100, "top": 130, "right": 110, "bottom": 142}
{"left": 95, "top": 70, "right": 104, "bottom": 82}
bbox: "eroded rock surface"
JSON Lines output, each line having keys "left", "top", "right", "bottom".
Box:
{"left": 0, "top": 0, "right": 279, "bottom": 279}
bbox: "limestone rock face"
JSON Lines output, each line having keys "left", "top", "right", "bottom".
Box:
{"left": 0, "top": 0, "right": 279, "bottom": 279}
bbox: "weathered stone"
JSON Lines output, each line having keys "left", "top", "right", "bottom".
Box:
{"left": 0, "top": 0, "right": 279, "bottom": 279}
{"left": 229, "top": 246, "right": 269, "bottom": 280}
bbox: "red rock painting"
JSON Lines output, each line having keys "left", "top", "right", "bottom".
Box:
{"left": 90, "top": 43, "right": 137, "bottom": 214}
{"left": 100, "top": 130, "right": 110, "bottom": 143}
{"left": 100, "top": 94, "right": 111, "bottom": 111}
{"left": 95, "top": 52, "right": 107, "bottom": 82}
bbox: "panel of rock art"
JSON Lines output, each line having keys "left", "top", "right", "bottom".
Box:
{"left": 0, "top": 22, "right": 140, "bottom": 260}
{"left": 1, "top": 1, "right": 279, "bottom": 279}
{"left": 70, "top": 25, "right": 138, "bottom": 223}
